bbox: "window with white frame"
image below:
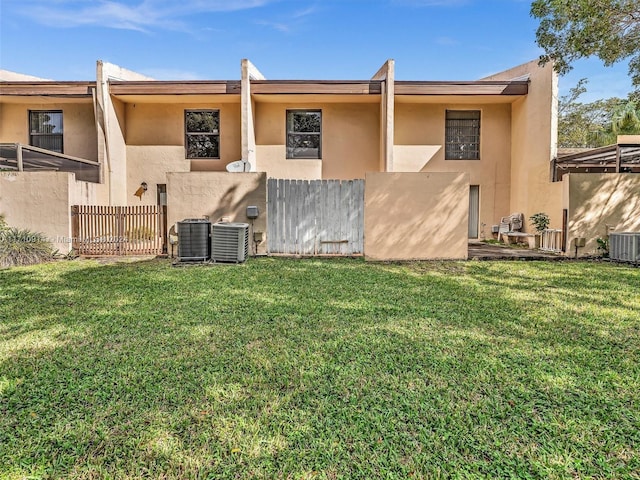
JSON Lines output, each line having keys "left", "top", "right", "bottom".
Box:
{"left": 445, "top": 110, "right": 480, "bottom": 160}
{"left": 185, "top": 110, "right": 220, "bottom": 159}
{"left": 29, "top": 110, "right": 63, "bottom": 153}
{"left": 286, "top": 110, "right": 321, "bottom": 159}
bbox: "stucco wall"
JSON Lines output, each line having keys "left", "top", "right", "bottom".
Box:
{"left": 618, "top": 135, "right": 640, "bottom": 144}
{"left": 125, "top": 102, "right": 242, "bottom": 172}
{"left": 564, "top": 173, "right": 640, "bottom": 256}
{"left": 98, "top": 61, "right": 154, "bottom": 205}
{"left": 254, "top": 102, "right": 380, "bottom": 180}
{"left": 126, "top": 146, "right": 191, "bottom": 206}
{"left": 0, "top": 102, "right": 98, "bottom": 161}
{"left": 394, "top": 103, "right": 511, "bottom": 233}
{"left": 166, "top": 172, "right": 267, "bottom": 255}
{"left": 484, "top": 60, "right": 562, "bottom": 230}
{"left": 255, "top": 145, "right": 322, "bottom": 179}
{"left": 364, "top": 172, "right": 469, "bottom": 260}
{"left": 0, "top": 171, "right": 97, "bottom": 252}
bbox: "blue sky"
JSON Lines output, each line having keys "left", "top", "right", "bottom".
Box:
{"left": 0, "top": 0, "right": 633, "bottom": 102}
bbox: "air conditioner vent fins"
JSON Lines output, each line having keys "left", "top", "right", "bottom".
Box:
{"left": 177, "top": 219, "right": 211, "bottom": 262}
{"left": 609, "top": 232, "right": 640, "bottom": 262}
{"left": 211, "top": 222, "right": 249, "bottom": 263}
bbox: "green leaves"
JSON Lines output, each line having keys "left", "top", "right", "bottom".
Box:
{"left": 531, "top": 0, "right": 640, "bottom": 86}
{"left": 589, "top": 99, "right": 640, "bottom": 145}
{"left": 557, "top": 78, "right": 640, "bottom": 147}
{"left": 529, "top": 212, "right": 551, "bottom": 233}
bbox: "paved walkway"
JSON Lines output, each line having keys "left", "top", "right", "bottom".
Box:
{"left": 468, "top": 241, "right": 564, "bottom": 261}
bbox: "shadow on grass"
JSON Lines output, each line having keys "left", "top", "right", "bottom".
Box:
{"left": 0, "top": 258, "right": 639, "bottom": 478}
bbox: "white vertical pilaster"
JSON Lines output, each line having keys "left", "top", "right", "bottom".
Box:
{"left": 241, "top": 59, "right": 265, "bottom": 172}
{"left": 371, "top": 59, "right": 395, "bottom": 172}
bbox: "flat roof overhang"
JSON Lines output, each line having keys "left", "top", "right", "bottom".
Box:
{"left": 395, "top": 95, "right": 522, "bottom": 104}
{"left": 395, "top": 80, "right": 529, "bottom": 96}
{"left": 251, "top": 80, "right": 383, "bottom": 95}
{"left": 252, "top": 93, "right": 381, "bottom": 104}
{"left": 249, "top": 79, "right": 527, "bottom": 103}
{"left": 109, "top": 80, "right": 241, "bottom": 103}
{"left": 0, "top": 81, "right": 95, "bottom": 103}
{"left": 249, "top": 80, "right": 382, "bottom": 104}
{"left": 395, "top": 81, "right": 528, "bottom": 104}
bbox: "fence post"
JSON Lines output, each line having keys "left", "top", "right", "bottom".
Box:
{"left": 117, "top": 206, "right": 124, "bottom": 255}
{"left": 71, "top": 205, "right": 79, "bottom": 252}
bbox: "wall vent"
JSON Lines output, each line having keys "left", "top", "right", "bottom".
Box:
{"left": 211, "top": 222, "right": 249, "bottom": 263}
{"left": 609, "top": 232, "right": 640, "bottom": 262}
{"left": 177, "top": 219, "right": 211, "bottom": 262}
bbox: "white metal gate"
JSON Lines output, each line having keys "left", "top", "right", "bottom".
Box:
{"left": 267, "top": 179, "right": 364, "bottom": 255}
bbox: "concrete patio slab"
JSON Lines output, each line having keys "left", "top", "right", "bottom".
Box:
{"left": 469, "top": 241, "right": 564, "bottom": 261}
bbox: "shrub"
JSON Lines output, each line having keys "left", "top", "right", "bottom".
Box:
{"left": 596, "top": 237, "right": 610, "bottom": 258}
{"left": 0, "top": 227, "right": 54, "bottom": 268}
{"left": 529, "top": 212, "right": 550, "bottom": 234}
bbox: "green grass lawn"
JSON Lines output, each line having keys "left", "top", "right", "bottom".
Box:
{"left": 1, "top": 258, "right": 639, "bottom": 479}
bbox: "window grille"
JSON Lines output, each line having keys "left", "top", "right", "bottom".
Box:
{"left": 185, "top": 110, "right": 220, "bottom": 159}
{"left": 446, "top": 110, "right": 480, "bottom": 160}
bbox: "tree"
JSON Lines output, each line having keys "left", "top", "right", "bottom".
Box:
{"left": 531, "top": 0, "right": 640, "bottom": 87}
{"left": 557, "top": 79, "right": 623, "bottom": 147}
{"left": 557, "top": 78, "right": 640, "bottom": 147}
{"left": 589, "top": 99, "right": 640, "bottom": 144}
{"left": 558, "top": 78, "right": 592, "bottom": 147}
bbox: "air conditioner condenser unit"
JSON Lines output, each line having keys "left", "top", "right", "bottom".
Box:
{"left": 211, "top": 222, "right": 249, "bottom": 263}
{"left": 177, "top": 219, "right": 211, "bottom": 262}
{"left": 609, "top": 232, "right": 640, "bottom": 262}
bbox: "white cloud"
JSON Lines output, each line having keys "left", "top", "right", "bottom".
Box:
{"left": 10, "top": 0, "right": 278, "bottom": 32}
{"left": 254, "top": 20, "right": 291, "bottom": 33}
{"left": 254, "top": 19, "right": 291, "bottom": 33}
{"left": 291, "top": 6, "right": 318, "bottom": 18}
{"left": 253, "top": 3, "right": 319, "bottom": 34}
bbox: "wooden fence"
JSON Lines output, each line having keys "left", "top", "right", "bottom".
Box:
{"left": 71, "top": 205, "right": 164, "bottom": 255}
{"left": 267, "top": 179, "right": 364, "bottom": 255}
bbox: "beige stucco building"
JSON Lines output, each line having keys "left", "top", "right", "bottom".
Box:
{"left": 2, "top": 58, "right": 635, "bottom": 260}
